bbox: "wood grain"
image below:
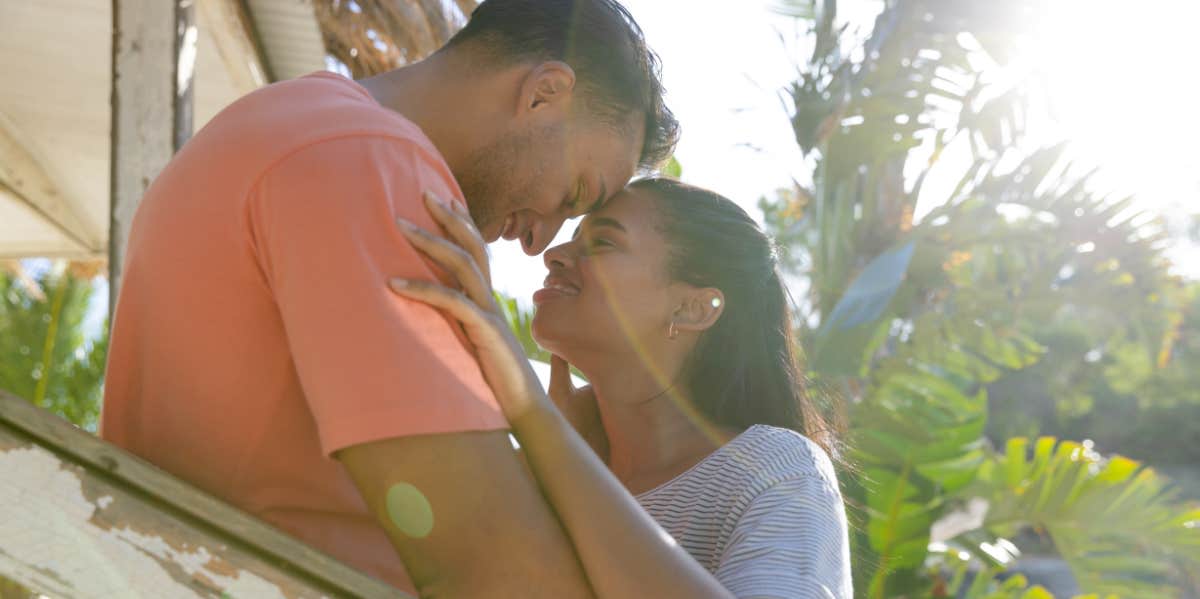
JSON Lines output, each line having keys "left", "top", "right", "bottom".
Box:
{"left": 0, "top": 391, "right": 407, "bottom": 598}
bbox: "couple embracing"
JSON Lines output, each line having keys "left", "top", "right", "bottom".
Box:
{"left": 100, "top": 1, "right": 852, "bottom": 597}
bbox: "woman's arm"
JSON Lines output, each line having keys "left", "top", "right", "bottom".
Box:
{"left": 388, "top": 192, "right": 733, "bottom": 599}
{"left": 509, "top": 392, "right": 731, "bottom": 599}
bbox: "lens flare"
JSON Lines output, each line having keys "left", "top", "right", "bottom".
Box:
{"left": 589, "top": 254, "right": 731, "bottom": 447}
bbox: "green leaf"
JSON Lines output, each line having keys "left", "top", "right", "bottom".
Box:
{"left": 811, "top": 241, "right": 916, "bottom": 375}
{"left": 822, "top": 241, "right": 916, "bottom": 331}
{"left": 662, "top": 156, "right": 683, "bottom": 178}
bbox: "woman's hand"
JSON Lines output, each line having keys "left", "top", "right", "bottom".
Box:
{"left": 549, "top": 356, "right": 609, "bottom": 460}
{"left": 389, "top": 191, "right": 549, "bottom": 423}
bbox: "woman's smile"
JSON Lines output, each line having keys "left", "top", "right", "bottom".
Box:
{"left": 533, "top": 273, "right": 582, "bottom": 305}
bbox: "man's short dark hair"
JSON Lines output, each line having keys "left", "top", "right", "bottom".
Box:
{"left": 445, "top": 0, "right": 679, "bottom": 170}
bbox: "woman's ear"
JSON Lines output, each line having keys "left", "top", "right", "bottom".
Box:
{"left": 673, "top": 288, "right": 725, "bottom": 334}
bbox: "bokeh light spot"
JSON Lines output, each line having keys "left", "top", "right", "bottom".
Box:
{"left": 386, "top": 482, "right": 434, "bottom": 539}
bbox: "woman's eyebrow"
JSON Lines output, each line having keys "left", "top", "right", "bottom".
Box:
{"left": 587, "top": 217, "right": 626, "bottom": 232}
{"left": 573, "top": 216, "right": 626, "bottom": 240}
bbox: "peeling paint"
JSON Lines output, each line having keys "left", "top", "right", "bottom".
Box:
{"left": 0, "top": 444, "right": 294, "bottom": 598}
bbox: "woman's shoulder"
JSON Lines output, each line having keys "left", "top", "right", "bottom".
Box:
{"left": 730, "top": 425, "right": 841, "bottom": 493}
{"left": 636, "top": 425, "right": 839, "bottom": 503}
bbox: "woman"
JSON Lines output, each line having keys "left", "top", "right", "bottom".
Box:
{"left": 392, "top": 178, "right": 852, "bottom": 598}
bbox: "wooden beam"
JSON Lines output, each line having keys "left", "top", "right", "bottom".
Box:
{"left": 0, "top": 112, "right": 103, "bottom": 254}
{"left": 244, "top": 0, "right": 327, "bottom": 81}
{"left": 197, "top": 0, "right": 268, "bottom": 97}
{"left": 109, "top": 0, "right": 196, "bottom": 315}
{"left": 0, "top": 391, "right": 406, "bottom": 598}
{"left": 454, "top": 0, "right": 478, "bottom": 20}
{"left": 175, "top": 0, "right": 197, "bottom": 150}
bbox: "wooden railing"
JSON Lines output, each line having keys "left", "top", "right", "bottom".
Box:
{"left": 0, "top": 391, "right": 410, "bottom": 598}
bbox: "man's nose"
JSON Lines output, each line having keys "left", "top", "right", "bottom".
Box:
{"left": 524, "top": 215, "right": 567, "bottom": 256}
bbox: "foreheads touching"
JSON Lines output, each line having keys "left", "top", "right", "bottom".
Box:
{"left": 443, "top": 0, "right": 679, "bottom": 171}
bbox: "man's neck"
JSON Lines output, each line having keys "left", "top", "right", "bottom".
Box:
{"left": 357, "top": 53, "right": 511, "bottom": 182}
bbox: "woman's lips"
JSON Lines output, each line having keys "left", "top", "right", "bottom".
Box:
{"left": 532, "top": 275, "right": 580, "bottom": 305}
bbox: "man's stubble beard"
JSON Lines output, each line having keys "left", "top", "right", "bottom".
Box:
{"left": 456, "top": 128, "right": 544, "bottom": 238}
{"left": 453, "top": 129, "right": 540, "bottom": 236}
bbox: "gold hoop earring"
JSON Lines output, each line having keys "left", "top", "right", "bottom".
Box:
{"left": 668, "top": 321, "right": 679, "bottom": 340}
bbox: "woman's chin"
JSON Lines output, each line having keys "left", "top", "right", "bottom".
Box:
{"left": 530, "top": 309, "right": 574, "bottom": 357}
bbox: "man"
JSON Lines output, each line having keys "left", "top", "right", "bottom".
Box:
{"left": 100, "top": 0, "right": 678, "bottom": 595}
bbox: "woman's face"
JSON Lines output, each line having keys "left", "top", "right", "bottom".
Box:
{"left": 530, "top": 187, "right": 679, "bottom": 365}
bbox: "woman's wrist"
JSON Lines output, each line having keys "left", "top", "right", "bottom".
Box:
{"left": 509, "top": 393, "right": 568, "bottom": 444}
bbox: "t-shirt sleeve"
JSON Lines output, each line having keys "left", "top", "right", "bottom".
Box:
{"left": 714, "top": 475, "right": 854, "bottom": 599}
{"left": 248, "top": 134, "right": 507, "bottom": 455}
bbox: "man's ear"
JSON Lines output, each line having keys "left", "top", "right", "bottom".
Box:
{"left": 673, "top": 288, "right": 725, "bottom": 334}
{"left": 516, "top": 61, "right": 577, "bottom": 117}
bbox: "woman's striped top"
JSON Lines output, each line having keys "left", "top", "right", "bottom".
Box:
{"left": 635, "top": 425, "right": 853, "bottom": 598}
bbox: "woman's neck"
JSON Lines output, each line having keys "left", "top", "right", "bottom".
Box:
{"left": 585, "top": 362, "right": 729, "bottom": 495}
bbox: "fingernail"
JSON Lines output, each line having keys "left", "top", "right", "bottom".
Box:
{"left": 390, "top": 278, "right": 409, "bottom": 289}
{"left": 424, "top": 190, "right": 447, "bottom": 208}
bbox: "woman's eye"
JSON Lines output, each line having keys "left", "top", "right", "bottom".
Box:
{"left": 581, "top": 237, "right": 613, "bottom": 253}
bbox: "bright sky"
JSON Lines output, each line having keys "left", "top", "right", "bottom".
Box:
{"left": 490, "top": 0, "right": 1200, "bottom": 304}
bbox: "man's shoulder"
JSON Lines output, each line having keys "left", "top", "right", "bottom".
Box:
{"left": 205, "top": 72, "right": 445, "bottom": 173}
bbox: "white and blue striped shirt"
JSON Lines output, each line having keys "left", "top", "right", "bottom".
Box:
{"left": 636, "top": 425, "right": 853, "bottom": 598}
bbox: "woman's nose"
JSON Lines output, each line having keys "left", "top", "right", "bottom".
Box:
{"left": 543, "top": 241, "right": 576, "bottom": 270}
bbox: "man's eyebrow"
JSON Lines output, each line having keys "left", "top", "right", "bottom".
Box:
{"left": 585, "top": 178, "right": 608, "bottom": 213}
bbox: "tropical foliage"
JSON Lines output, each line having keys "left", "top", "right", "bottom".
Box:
{"left": 758, "top": 0, "right": 1200, "bottom": 596}
{"left": 0, "top": 261, "right": 107, "bottom": 431}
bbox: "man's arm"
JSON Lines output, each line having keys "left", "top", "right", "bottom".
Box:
{"left": 339, "top": 431, "right": 595, "bottom": 598}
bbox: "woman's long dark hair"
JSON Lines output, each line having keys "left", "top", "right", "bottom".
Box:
{"left": 630, "top": 177, "right": 838, "bottom": 455}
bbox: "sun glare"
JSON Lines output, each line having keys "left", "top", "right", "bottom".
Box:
{"left": 1023, "top": 0, "right": 1200, "bottom": 215}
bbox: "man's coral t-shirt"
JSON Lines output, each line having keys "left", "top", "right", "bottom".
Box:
{"left": 100, "top": 72, "right": 507, "bottom": 589}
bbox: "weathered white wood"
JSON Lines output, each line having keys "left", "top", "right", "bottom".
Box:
{"left": 0, "top": 186, "right": 90, "bottom": 258}
{"left": 0, "top": 111, "right": 103, "bottom": 254}
{"left": 175, "top": 0, "right": 198, "bottom": 150}
{"left": 1, "top": 0, "right": 330, "bottom": 262}
{"left": 109, "top": 0, "right": 194, "bottom": 313}
{"left": 197, "top": 0, "right": 269, "bottom": 93}
{"left": 244, "top": 0, "right": 327, "bottom": 80}
{"left": 0, "top": 390, "right": 407, "bottom": 598}
{"left": 0, "top": 0, "right": 113, "bottom": 256}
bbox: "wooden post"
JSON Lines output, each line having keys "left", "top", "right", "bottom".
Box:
{"left": 108, "top": 0, "right": 196, "bottom": 316}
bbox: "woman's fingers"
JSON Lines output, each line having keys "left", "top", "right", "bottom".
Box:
{"left": 390, "top": 277, "right": 546, "bottom": 422}
{"left": 389, "top": 278, "right": 497, "bottom": 336}
{"left": 549, "top": 355, "right": 576, "bottom": 398}
{"left": 396, "top": 218, "right": 494, "bottom": 312}
{"left": 422, "top": 190, "right": 491, "bottom": 287}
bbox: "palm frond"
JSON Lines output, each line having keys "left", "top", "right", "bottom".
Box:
{"left": 971, "top": 438, "right": 1200, "bottom": 597}
{"left": 314, "top": 0, "right": 476, "bottom": 77}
